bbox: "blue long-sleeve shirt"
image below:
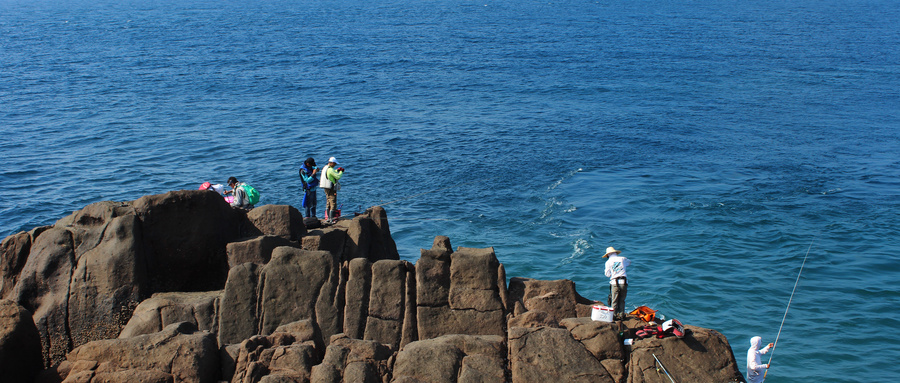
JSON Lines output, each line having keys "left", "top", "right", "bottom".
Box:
{"left": 300, "top": 165, "right": 319, "bottom": 190}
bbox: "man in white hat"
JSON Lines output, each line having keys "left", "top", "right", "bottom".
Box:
{"left": 319, "top": 156, "right": 344, "bottom": 223}
{"left": 603, "top": 246, "right": 631, "bottom": 320}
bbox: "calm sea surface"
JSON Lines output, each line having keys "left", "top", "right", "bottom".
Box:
{"left": 2, "top": 0, "right": 898, "bottom": 380}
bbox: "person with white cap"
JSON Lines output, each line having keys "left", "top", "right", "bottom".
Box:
{"left": 319, "top": 156, "right": 344, "bottom": 223}
{"left": 747, "top": 336, "right": 774, "bottom": 383}
{"left": 603, "top": 246, "right": 631, "bottom": 320}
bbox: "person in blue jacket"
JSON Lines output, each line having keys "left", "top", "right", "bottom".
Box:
{"left": 299, "top": 157, "right": 319, "bottom": 218}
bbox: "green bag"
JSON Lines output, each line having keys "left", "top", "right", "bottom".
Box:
{"left": 241, "top": 183, "right": 260, "bottom": 205}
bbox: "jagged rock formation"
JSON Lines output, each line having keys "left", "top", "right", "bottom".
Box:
{"left": 0, "top": 190, "right": 745, "bottom": 382}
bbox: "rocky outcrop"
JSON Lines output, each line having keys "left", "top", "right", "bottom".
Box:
{"left": 230, "top": 320, "right": 322, "bottom": 383}
{"left": 0, "top": 299, "right": 43, "bottom": 383}
{"left": 1, "top": 191, "right": 746, "bottom": 382}
{"left": 509, "top": 326, "right": 615, "bottom": 383}
{"left": 310, "top": 334, "right": 393, "bottom": 383}
{"left": 560, "top": 318, "right": 628, "bottom": 382}
{"left": 118, "top": 291, "right": 222, "bottom": 338}
{"left": 61, "top": 322, "right": 218, "bottom": 383}
{"left": 227, "top": 235, "right": 298, "bottom": 268}
{"left": 393, "top": 334, "right": 507, "bottom": 383}
{"left": 244, "top": 205, "right": 307, "bottom": 241}
{"left": 508, "top": 277, "right": 596, "bottom": 319}
{"left": 626, "top": 326, "right": 743, "bottom": 383}
{"left": 0, "top": 231, "right": 33, "bottom": 299}
{"left": 415, "top": 239, "right": 508, "bottom": 340}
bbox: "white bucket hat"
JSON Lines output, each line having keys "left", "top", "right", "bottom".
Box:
{"left": 602, "top": 246, "right": 621, "bottom": 258}
{"left": 328, "top": 157, "right": 339, "bottom": 165}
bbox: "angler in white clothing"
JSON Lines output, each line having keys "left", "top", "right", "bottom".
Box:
{"left": 747, "top": 336, "right": 774, "bottom": 383}
{"left": 603, "top": 246, "right": 630, "bottom": 320}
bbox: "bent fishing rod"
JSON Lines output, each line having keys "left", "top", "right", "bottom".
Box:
{"left": 764, "top": 238, "right": 815, "bottom": 379}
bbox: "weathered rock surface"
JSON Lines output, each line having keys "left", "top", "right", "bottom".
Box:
{"left": 508, "top": 277, "right": 595, "bottom": 319}
{"left": 392, "top": 334, "right": 507, "bottom": 383}
{"left": 363, "top": 259, "right": 416, "bottom": 349}
{"left": 218, "top": 263, "right": 263, "bottom": 346}
{"left": 509, "top": 326, "right": 615, "bottom": 382}
{"left": 1, "top": 191, "right": 746, "bottom": 382}
{"left": 560, "top": 317, "right": 627, "bottom": 382}
{"left": 227, "top": 235, "right": 299, "bottom": 268}
{"left": 310, "top": 334, "right": 393, "bottom": 383}
{"left": 118, "top": 291, "right": 222, "bottom": 338}
{"left": 62, "top": 322, "right": 218, "bottom": 383}
{"left": 416, "top": 242, "right": 508, "bottom": 340}
{"left": 626, "top": 326, "right": 743, "bottom": 383}
{"left": 11, "top": 226, "right": 78, "bottom": 367}
{"left": 0, "top": 231, "right": 33, "bottom": 299}
{"left": 230, "top": 320, "right": 322, "bottom": 383}
{"left": 259, "top": 248, "right": 342, "bottom": 339}
{"left": 0, "top": 299, "right": 44, "bottom": 383}
{"left": 244, "top": 205, "right": 307, "bottom": 241}
{"left": 130, "top": 191, "right": 242, "bottom": 292}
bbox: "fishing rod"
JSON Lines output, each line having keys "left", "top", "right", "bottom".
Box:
{"left": 764, "top": 238, "right": 815, "bottom": 379}
{"left": 653, "top": 353, "right": 676, "bottom": 383}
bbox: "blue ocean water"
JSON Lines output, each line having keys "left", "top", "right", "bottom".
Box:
{"left": 2, "top": 0, "right": 898, "bottom": 381}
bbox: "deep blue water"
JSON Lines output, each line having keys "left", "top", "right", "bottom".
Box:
{"left": 2, "top": 0, "right": 899, "bottom": 381}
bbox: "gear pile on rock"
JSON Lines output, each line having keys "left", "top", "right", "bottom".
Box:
{"left": 0, "top": 190, "right": 745, "bottom": 383}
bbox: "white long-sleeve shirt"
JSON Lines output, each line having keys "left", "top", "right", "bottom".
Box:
{"left": 604, "top": 255, "right": 630, "bottom": 285}
{"left": 747, "top": 336, "right": 772, "bottom": 383}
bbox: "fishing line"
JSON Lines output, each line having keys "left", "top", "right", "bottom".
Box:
{"left": 374, "top": 179, "right": 480, "bottom": 208}
{"left": 764, "top": 238, "right": 815, "bottom": 379}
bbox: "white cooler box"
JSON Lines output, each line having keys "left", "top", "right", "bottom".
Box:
{"left": 591, "top": 304, "right": 614, "bottom": 322}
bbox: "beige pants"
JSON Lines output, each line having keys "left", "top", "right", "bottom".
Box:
{"left": 324, "top": 188, "right": 337, "bottom": 212}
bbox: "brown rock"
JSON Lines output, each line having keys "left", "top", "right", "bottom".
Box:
{"left": 415, "top": 241, "right": 451, "bottom": 307}
{"left": 358, "top": 207, "right": 399, "bottom": 261}
{"left": 508, "top": 277, "right": 595, "bottom": 322}
{"left": 118, "top": 291, "right": 222, "bottom": 338}
{"left": 0, "top": 231, "right": 31, "bottom": 299}
{"left": 626, "top": 326, "right": 743, "bottom": 383}
{"left": 67, "top": 215, "right": 147, "bottom": 348}
{"left": 507, "top": 310, "right": 560, "bottom": 329}
{"left": 65, "top": 322, "right": 218, "bottom": 383}
{"left": 132, "top": 190, "right": 240, "bottom": 292}
{"left": 415, "top": 246, "right": 506, "bottom": 340}
{"left": 310, "top": 334, "right": 393, "bottom": 383}
{"left": 0, "top": 299, "right": 43, "bottom": 383}
{"left": 227, "top": 235, "right": 298, "bottom": 268}
{"left": 219, "top": 263, "right": 262, "bottom": 346}
{"left": 560, "top": 317, "right": 626, "bottom": 381}
{"left": 259, "top": 248, "right": 342, "bottom": 339}
{"left": 392, "top": 334, "right": 506, "bottom": 383}
{"left": 12, "top": 227, "right": 76, "bottom": 367}
{"left": 343, "top": 258, "right": 372, "bottom": 340}
{"left": 301, "top": 228, "right": 348, "bottom": 259}
{"left": 363, "top": 260, "right": 415, "bottom": 349}
{"left": 231, "top": 323, "right": 321, "bottom": 383}
{"left": 245, "top": 205, "right": 307, "bottom": 241}
{"left": 220, "top": 344, "right": 241, "bottom": 383}
{"left": 342, "top": 218, "right": 376, "bottom": 261}
{"left": 83, "top": 369, "right": 175, "bottom": 383}
{"left": 274, "top": 319, "right": 326, "bottom": 356}
{"left": 508, "top": 326, "right": 614, "bottom": 383}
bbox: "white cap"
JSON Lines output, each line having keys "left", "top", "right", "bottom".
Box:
{"left": 328, "top": 157, "right": 339, "bottom": 165}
